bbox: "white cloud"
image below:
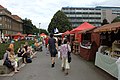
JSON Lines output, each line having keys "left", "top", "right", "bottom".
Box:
{"left": 1, "top": 0, "right": 120, "bottom": 30}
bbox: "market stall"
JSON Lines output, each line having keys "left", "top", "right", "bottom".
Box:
{"left": 94, "top": 22, "right": 120, "bottom": 78}
{"left": 27, "top": 34, "right": 36, "bottom": 40}
{"left": 70, "top": 22, "right": 95, "bottom": 54}
{"left": 78, "top": 27, "right": 100, "bottom": 61}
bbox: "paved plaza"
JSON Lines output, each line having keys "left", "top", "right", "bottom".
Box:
{"left": 0, "top": 47, "right": 117, "bottom": 80}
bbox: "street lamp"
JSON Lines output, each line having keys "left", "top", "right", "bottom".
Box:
{"left": 39, "top": 23, "right": 41, "bottom": 35}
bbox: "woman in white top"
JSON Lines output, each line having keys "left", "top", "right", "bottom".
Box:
{"left": 60, "top": 39, "right": 71, "bottom": 75}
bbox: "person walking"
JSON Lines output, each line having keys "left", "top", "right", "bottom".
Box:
{"left": 44, "top": 36, "right": 49, "bottom": 55}
{"left": 60, "top": 39, "right": 71, "bottom": 75}
{"left": 48, "top": 33, "right": 58, "bottom": 68}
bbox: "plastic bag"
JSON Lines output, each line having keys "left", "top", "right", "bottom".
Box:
{"left": 58, "top": 51, "right": 60, "bottom": 59}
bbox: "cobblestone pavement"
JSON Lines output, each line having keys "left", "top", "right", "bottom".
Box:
{"left": 0, "top": 47, "right": 117, "bottom": 80}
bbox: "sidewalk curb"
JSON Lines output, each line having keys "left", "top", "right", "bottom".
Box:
{"left": 0, "top": 52, "right": 37, "bottom": 76}
{"left": 0, "top": 63, "right": 25, "bottom": 77}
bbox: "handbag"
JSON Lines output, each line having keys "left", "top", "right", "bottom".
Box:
{"left": 3, "top": 53, "right": 13, "bottom": 68}
{"left": 67, "top": 44, "right": 71, "bottom": 63}
{"left": 26, "top": 57, "right": 32, "bottom": 63}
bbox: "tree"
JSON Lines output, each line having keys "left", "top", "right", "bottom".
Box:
{"left": 22, "top": 18, "right": 34, "bottom": 34}
{"left": 22, "top": 18, "right": 48, "bottom": 35}
{"left": 101, "top": 19, "right": 109, "bottom": 26}
{"left": 112, "top": 16, "right": 120, "bottom": 23}
{"left": 48, "top": 10, "right": 72, "bottom": 33}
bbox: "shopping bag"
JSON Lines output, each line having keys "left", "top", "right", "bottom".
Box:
{"left": 68, "top": 51, "right": 71, "bottom": 63}
{"left": 58, "top": 51, "right": 60, "bottom": 59}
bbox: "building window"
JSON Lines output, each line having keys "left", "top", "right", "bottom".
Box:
{"left": 6, "top": 31, "right": 7, "bottom": 34}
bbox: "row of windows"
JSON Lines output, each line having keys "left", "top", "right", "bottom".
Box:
{"left": 69, "top": 19, "right": 101, "bottom": 22}
{"left": 0, "top": 16, "right": 23, "bottom": 31}
{"left": 0, "top": 16, "right": 12, "bottom": 24}
{"left": 62, "top": 8, "right": 101, "bottom": 10}
{"left": 3, "top": 30, "right": 16, "bottom": 34}
{"left": 0, "top": 23, "right": 12, "bottom": 29}
{"left": 66, "top": 14, "right": 101, "bottom": 17}
{"left": 68, "top": 17, "right": 101, "bottom": 19}
{"left": 64, "top": 12, "right": 101, "bottom": 14}
{"left": 112, "top": 12, "right": 120, "bottom": 14}
{"left": 63, "top": 10, "right": 101, "bottom": 13}
{"left": 72, "top": 22, "right": 101, "bottom": 24}
{"left": 4, "top": 24, "right": 12, "bottom": 29}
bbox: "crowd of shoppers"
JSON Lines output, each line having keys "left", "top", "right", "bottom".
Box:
{"left": 2, "top": 33, "right": 71, "bottom": 76}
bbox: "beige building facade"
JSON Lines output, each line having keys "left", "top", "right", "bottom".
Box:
{"left": 0, "top": 5, "right": 23, "bottom": 35}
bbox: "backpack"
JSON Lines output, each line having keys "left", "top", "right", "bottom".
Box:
{"left": 3, "top": 53, "right": 13, "bottom": 68}
{"left": 26, "top": 57, "right": 32, "bottom": 63}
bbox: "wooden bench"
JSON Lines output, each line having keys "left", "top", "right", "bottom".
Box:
{"left": 0, "top": 57, "right": 23, "bottom": 74}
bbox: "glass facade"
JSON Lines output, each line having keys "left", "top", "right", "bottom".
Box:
{"left": 62, "top": 7, "right": 102, "bottom": 27}
{"left": 62, "top": 6, "right": 120, "bottom": 28}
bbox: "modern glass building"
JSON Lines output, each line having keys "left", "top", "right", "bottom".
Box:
{"left": 61, "top": 6, "right": 120, "bottom": 28}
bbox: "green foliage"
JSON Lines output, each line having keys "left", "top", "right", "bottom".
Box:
{"left": 22, "top": 18, "right": 48, "bottom": 35}
{"left": 112, "top": 16, "right": 120, "bottom": 23}
{"left": 0, "top": 40, "right": 34, "bottom": 60}
{"left": 48, "top": 10, "right": 72, "bottom": 33}
{"left": 23, "top": 18, "right": 34, "bottom": 34}
{"left": 40, "top": 29, "right": 49, "bottom": 35}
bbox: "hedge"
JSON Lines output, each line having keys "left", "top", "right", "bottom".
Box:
{"left": 0, "top": 40, "right": 34, "bottom": 60}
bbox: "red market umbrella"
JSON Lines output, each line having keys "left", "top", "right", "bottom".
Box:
{"left": 16, "top": 32, "right": 22, "bottom": 36}
{"left": 40, "top": 33, "right": 46, "bottom": 37}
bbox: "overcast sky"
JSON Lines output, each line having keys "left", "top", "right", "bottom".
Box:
{"left": 1, "top": 0, "right": 120, "bottom": 30}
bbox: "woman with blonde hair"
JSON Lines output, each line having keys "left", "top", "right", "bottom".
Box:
{"left": 8, "top": 50, "right": 19, "bottom": 73}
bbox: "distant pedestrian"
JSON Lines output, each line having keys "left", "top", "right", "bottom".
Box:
{"left": 44, "top": 36, "right": 49, "bottom": 48}
{"left": 60, "top": 39, "right": 71, "bottom": 75}
{"left": 48, "top": 33, "right": 58, "bottom": 68}
{"left": 44, "top": 36, "right": 49, "bottom": 55}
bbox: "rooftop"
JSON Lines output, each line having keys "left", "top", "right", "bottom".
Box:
{"left": 0, "top": 5, "right": 4, "bottom": 9}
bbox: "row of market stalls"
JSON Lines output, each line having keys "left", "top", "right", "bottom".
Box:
{"left": 62, "top": 22, "right": 120, "bottom": 79}
{"left": 62, "top": 22, "right": 99, "bottom": 60}
{"left": 2, "top": 32, "right": 47, "bottom": 41}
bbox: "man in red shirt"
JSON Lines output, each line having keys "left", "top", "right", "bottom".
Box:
{"left": 44, "top": 36, "right": 49, "bottom": 55}
{"left": 44, "top": 36, "right": 49, "bottom": 48}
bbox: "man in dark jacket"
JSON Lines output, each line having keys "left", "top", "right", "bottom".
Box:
{"left": 48, "top": 33, "right": 58, "bottom": 68}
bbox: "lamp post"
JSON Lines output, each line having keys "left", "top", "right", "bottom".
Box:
{"left": 39, "top": 23, "right": 41, "bottom": 36}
